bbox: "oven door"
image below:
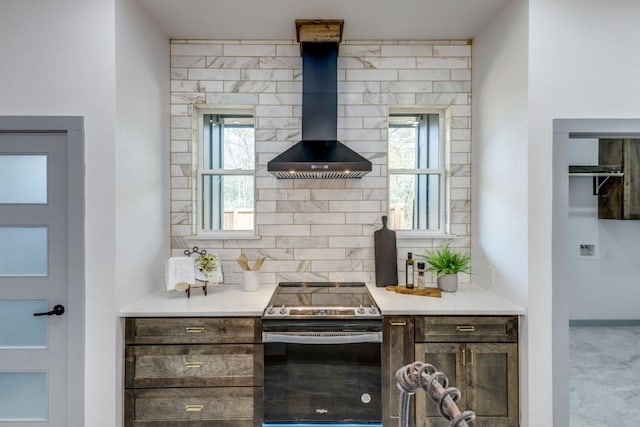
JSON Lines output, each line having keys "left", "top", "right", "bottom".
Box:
{"left": 263, "top": 331, "right": 382, "bottom": 426}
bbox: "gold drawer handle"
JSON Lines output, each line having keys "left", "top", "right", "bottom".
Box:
{"left": 184, "top": 361, "right": 203, "bottom": 368}
{"left": 390, "top": 321, "right": 407, "bottom": 326}
{"left": 459, "top": 346, "right": 466, "bottom": 366}
{"left": 186, "top": 327, "right": 205, "bottom": 334}
{"left": 456, "top": 325, "right": 476, "bottom": 333}
{"left": 469, "top": 348, "right": 475, "bottom": 366}
{"left": 185, "top": 404, "right": 204, "bottom": 412}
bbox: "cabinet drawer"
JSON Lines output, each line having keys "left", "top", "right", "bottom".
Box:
{"left": 415, "top": 316, "right": 517, "bottom": 343}
{"left": 125, "top": 344, "right": 263, "bottom": 388}
{"left": 124, "top": 387, "right": 262, "bottom": 427}
{"left": 125, "top": 317, "right": 261, "bottom": 345}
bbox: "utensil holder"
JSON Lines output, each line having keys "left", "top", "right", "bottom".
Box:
{"left": 242, "top": 270, "right": 260, "bottom": 292}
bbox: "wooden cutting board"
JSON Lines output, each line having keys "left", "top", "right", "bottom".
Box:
{"left": 385, "top": 285, "right": 442, "bottom": 298}
{"left": 374, "top": 215, "right": 398, "bottom": 287}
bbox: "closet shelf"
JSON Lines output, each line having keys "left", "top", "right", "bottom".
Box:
{"left": 568, "top": 165, "right": 624, "bottom": 177}
{"left": 568, "top": 165, "right": 624, "bottom": 195}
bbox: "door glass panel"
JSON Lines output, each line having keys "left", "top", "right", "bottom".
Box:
{"left": 0, "top": 372, "right": 47, "bottom": 421}
{"left": 0, "top": 300, "right": 47, "bottom": 348}
{"left": 0, "top": 155, "right": 47, "bottom": 204}
{"left": 0, "top": 227, "right": 48, "bottom": 276}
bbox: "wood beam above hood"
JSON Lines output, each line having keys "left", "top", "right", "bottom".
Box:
{"left": 295, "top": 19, "right": 344, "bottom": 43}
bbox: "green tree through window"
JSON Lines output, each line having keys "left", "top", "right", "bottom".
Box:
{"left": 388, "top": 113, "right": 444, "bottom": 232}
{"left": 200, "top": 113, "right": 255, "bottom": 232}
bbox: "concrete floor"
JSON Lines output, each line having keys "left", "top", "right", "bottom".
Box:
{"left": 570, "top": 325, "right": 640, "bottom": 427}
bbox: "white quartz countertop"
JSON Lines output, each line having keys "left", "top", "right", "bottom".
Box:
{"left": 367, "top": 283, "right": 525, "bottom": 315}
{"left": 118, "top": 283, "right": 277, "bottom": 317}
{"left": 119, "top": 282, "right": 524, "bottom": 317}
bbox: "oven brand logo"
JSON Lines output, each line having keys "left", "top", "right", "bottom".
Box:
{"left": 315, "top": 408, "right": 328, "bottom": 414}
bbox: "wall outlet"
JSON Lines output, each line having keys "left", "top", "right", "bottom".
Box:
{"left": 579, "top": 244, "right": 596, "bottom": 257}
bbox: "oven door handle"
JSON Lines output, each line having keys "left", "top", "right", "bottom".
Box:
{"left": 263, "top": 332, "right": 382, "bottom": 344}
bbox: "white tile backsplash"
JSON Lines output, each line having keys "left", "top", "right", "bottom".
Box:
{"left": 170, "top": 38, "right": 472, "bottom": 284}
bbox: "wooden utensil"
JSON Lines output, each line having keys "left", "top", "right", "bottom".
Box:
{"left": 252, "top": 257, "right": 265, "bottom": 271}
{"left": 237, "top": 253, "right": 250, "bottom": 271}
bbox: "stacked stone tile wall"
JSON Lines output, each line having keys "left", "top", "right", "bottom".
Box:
{"left": 170, "top": 39, "right": 471, "bottom": 286}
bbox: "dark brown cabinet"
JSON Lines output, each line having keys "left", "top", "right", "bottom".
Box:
{"left": 598, "top": 138, "right": 640, "bottom": 219}
{"left": 382, "top": 316, "right": 415, "bottom": 427}
{"left": 124, "top": 317, "right": 263, "bottom": 427}
{"left": 414, "top": 316, "right": 519, "bottom": 427}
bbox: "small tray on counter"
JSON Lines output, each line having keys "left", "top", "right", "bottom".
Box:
{"left": 385, "top": 286, "right": 441, "bottom": 298}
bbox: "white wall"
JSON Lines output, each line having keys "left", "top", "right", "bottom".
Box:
{"left": 0, "top": 0, "right": 118, "bottom": 425}
{"left": 568, "top": 139, "right": 640, "bottom": 320}
{"left": 472, "top": 0, "right": 529, "bottom": 424}
{"left": 472, "top": 0, "right": 528, "bottom": 308}
{"left": 114, "top": 1, "right": 168, "bottom": 425}
{"left": 529, "top": 0, "right": 640, "bottom": 425}
{"left": 0, "top": 1, "right": 169, "bottom": 425}
{"left": 115, "top": 0, "right": 169, "bottom": 309}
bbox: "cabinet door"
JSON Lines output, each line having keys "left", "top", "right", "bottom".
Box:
{"left": 414, "top": 343, "right": 465, "bottom": 427}
{"left": 125, "top": 317, "right": 261, "bottom": 345}
{"left": 125, "top": 387, "right": 260, "bottom": 427}
{"left": 383, "top": 316, "right": 415, "bottom": 427}
{"left": 598, "top": 138, "right": 640, "bottom": 220}
{"left": 466, "top": 343, "right": 518, "bottom": 427}
{"left": 624, "top": 139, "right": 640, "bottom": 218}
{"left": 415, "top": 316, "right": 517, "bottom": 343}
{"left": 125, "top": 344, "right": 263, "bottom": 388}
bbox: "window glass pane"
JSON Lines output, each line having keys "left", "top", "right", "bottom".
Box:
{"left": 389, "top": 174, "right": 440, "bottom": 231}
{"left": 223, "top": 126, "right": 254, "bottom": 169}
{"left": 0, "top": 227, "right": 48, "bottom": 276}
{"left": 420, "top": 114, "right": 440, "bottom": 169}
{"left": 0, "top": 300, "right": 47, "bottom": 348}
{"left": 203, "top": 114, "right": 255, "bottom": 170}
{"left": 389, "top": 174, "right": 415, "bottom": 230}
{"left": 423, "top": 173, "right": 441, "bottom": 230}
{"left": 0, "top": 155, "right": 47, "bottom": 204}
{"left": 388, "top": 125, "right": 417, "bottom": 169}
{"left": 0, "top": 372, "right": 47, "bottom": 421}
{"left": 202, "top": 175, "right": 254, "bottom": 231}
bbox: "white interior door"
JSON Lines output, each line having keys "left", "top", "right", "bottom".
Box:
{"left": 0, "top": 117, "right": 84, "bottom": 427}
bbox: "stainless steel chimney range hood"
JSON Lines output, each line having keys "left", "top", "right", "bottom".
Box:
{"left": 267, "top": 20, "right": 372, "bottom": 179}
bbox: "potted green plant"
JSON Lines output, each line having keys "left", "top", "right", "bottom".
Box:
{"left": 417, "top": 245, "right": 471, "bottom": 292}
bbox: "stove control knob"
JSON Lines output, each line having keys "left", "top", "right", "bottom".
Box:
{"left": 279, "top": 305, "right": 287, "bottom": 315}
{"left": 357, "top": 304, "right": 365, "bottom": 314}
{"left": 369, "top": 305, "right": 378, "bottom": 314}
{"left": 266, "top": 305, "right": 275, "bottom": 315}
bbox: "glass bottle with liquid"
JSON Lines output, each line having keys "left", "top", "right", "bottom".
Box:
{"left": 416, "top": 262, "right": 426, "bottom": 289}
{"left": 406, "top": 252, "right": 415, "bottom": 289}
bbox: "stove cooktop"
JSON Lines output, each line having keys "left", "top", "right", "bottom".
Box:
{"left": 262, "top": 281, "right": 381, "bottom": 319}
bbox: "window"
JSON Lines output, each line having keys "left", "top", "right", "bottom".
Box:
{"left": 388, "top": 112, "right": 445, "bottom": 233}
{"left": 198, "top": 112, "right": 255, "bottom": 234}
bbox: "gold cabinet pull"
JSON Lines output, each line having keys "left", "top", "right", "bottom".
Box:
{"left": 459, "top": 345, "right": 466, "bottom": 366}
{"left": 186, "top": 327, "right": 205, "bottom": 334}
{"left": 185, "top": 404, "right": 204, "bottom": 412}
{"left": 184, "top": 361, "right": 203, "bottom": 368}
{"left": 390, "top": 321, "right": 407, "bottom": 326}
{"left": 469, "top": 348, "right": 475, "bottom": 366}
{"left": 456, "top": 325, "right": 475, "bottom": 333}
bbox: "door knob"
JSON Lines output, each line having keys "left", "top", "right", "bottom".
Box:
{"left": 33, "top": 304, "right": 65, "bottom": 317}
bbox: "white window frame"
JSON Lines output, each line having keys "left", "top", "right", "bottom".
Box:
{"left": 388, "top": 108, "right": 451, "bottom": 238}
{"left": 193, "top": 107, "right": 257, "bottom": 239}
